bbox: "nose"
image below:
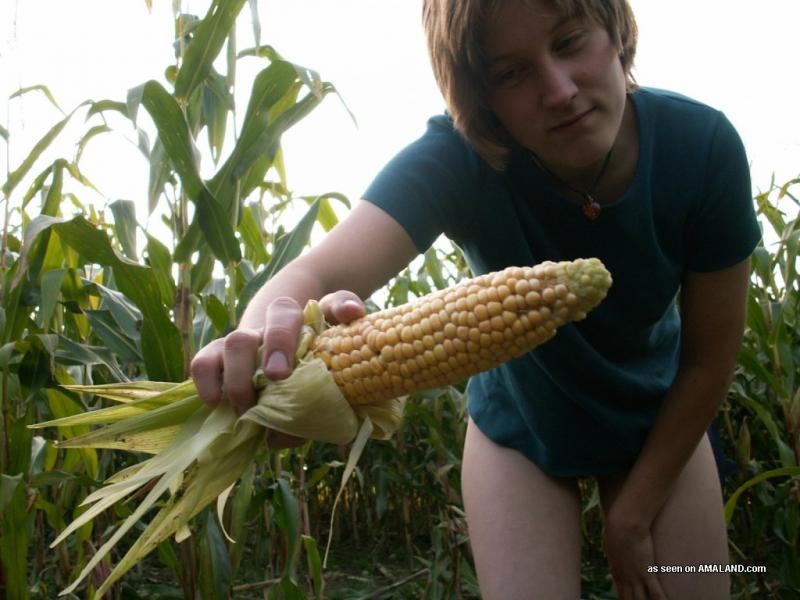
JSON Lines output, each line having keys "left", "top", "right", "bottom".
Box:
{"left": 539, "top": 60, "right": 578, "bottom": 108}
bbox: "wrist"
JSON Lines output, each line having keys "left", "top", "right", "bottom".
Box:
{"left": 606, "top": 495, "right": 654, "bottom": 534}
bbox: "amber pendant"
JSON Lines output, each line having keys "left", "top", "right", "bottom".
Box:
{"left": 582, "top": 195, "right": 602, "bottom": 220}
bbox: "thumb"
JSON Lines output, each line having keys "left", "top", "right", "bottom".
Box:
{"left": 318, "top": 290, "right": 365, "bottom": 324}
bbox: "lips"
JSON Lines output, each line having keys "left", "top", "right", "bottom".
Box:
{"left": 550, "top": 107, "right": 595, "bottom": 131}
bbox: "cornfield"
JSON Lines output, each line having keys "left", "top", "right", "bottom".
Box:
{"left": 1, "top": 1, "right": 798, "bottom": 598}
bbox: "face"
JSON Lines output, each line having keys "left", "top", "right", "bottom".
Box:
{"left": 483, "top": 0, "right": 629, "bottom": 180}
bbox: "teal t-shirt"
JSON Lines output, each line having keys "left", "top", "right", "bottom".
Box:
{"left": 362, "top": 88, "right": 761, "bottom": 477}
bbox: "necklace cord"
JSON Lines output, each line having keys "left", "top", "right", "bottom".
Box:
{"left": 530, "top": 146, "right": 613, "bottom": 220}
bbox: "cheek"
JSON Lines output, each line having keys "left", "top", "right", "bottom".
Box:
{"left": 489, "top": 90, "right": 537, "bottom": 130}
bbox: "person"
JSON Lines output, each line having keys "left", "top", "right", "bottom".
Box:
{"left": 191, "top": 0, "right": 761, "bottom": 598}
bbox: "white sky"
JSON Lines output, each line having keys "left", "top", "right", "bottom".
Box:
{"left": 1, "top": 1, "right": 799, "bottom": 232}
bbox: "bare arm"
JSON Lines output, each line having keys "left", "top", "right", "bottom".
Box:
{"left": 606, "top": 257, "right": 751, "bottom": 528}
{"left": 191, "top": 200, "right": 419, "bottom": 413}
{"left": 597, "top": 258, "right": 750, "bottom": 597}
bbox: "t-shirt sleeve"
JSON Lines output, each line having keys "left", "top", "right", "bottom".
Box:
{"left": 685, "top": 113, "right": 762, "bottom": 272}
{"left": 362, "top": 116, "right": 480, "bottom": 253}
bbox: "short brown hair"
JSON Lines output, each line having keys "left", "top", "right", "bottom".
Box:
{"left": 422, "top": 0, "right": 638, "bottom": 170}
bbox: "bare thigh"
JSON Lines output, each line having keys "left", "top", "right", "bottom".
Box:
{"left": 461, "top": 418, "right": 583, "bottom": 600}
{"left": 598, "top": 434, "right": 730, "bottom": 599}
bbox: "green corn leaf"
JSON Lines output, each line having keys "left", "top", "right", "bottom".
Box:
{"left": 176, "top": 61, "right": 332, "bottom": 263}
{"left": 85, "top": 99, "right": 129, "bottom": 120}
{"left": 229, "top": 462, "right": 255, "bottom": 572}
{"left": 1, "top": 267, "right": 28, "bottom": 344}
{"left": 2, "top": 110, "right": 75, "bottom": 198}
{"left": 15, "top": 213, "right": 61, "bottom": 298}
{"left": 145, "top": 233, "right": 177, "bottom": 307}
{"left": 7, "top": 408, "right": 35, "bottom": 478}
{"left": 202, "top": 293, "right": 230, "bottom": 334}
{"left": 210, "top": 59, "right": 296, "bottom": 194}
{"left": 733, "top": 389, "right": 797, "bottom": 467}
{"left": 755, "top": 191, "right": 786, "bottom": 238}
{"left": 303, "top": 192, "right": 350, "bottom": 233}
{"left": 41, "top": 159, "right": 64, "bottom": 216}
{"left": 21, "top": 161, "right": 55, "bottom": 207}
{"left": 0, "top": 473, "right": 24, "bottom": 518}
{"left": 147, "top": 138, "right": 173, "bottom": 214}
{"left": 234, "top": 86, "right": 329, "bottom": 183}
{"left": 88, "top": 281, "right": 143, "bottom": 341}
{"left": 190, "top": 247, "right": 216, "bottom": 295}
{"left": 226, "top": 27, "right": 237, "bottom": 88}
{"left": 0, "top": 473, "right": 33, "bottom": 600}
{"left": 725, "top": 467, "right": 800, "bottom": 524}
{"left": 197, "top": 510, "right": 233, "bottom": 600}
{"left": 174, "top": 60, "right": 297, "bottom": 263}
{"left": 126, "top": 82, "right": 146, "bottom": 123}
{"left": 236, "top": 198, "right": 320, "bottom": 319}
{"left": 174, "top": 0, "right": 247, "bottom": 101}
{"left": 203, "top": 68, "right": 234, "bottom": 163}
{"left": 84, "top": 310, "right": 141, "bottom": 364}
{"left": 0, "top": 123, "right": 8, "bottom": 142}
{"left": 424, "top": 247, "right": 448, "bottom": 290}
{"left": 64, "top": 161, "right": 100, "bottom": 193}
{"left": 142, "top": 80, "right": 241, "bottom": 264}
{"left": 238, "top": 205, "right": 270, "bottom": 265}
{"left": 19, "top": 341, "right": 56, "bottom": 399}
{"left": 37, "top": 267, "right": 67, "bottom": 328}
{"left": 50, "top": 215, "right": 183, "bottom": 381}
{"left": 303, "top": 535, "right": 325, "bottom": 600}
{"left": 10, "top": 83, "right": 65, "bottom": 114}
{"left": 237, "top": 45, "right": 325, "bottom": 99}
{"left": 54, "top": 335, "right": 128, "bottom": 382}
{"left": 75, "top": 124, "right": 112, "bottom": 165}
{"left": 44, "top": 388, "right": 100, "bottom": 479}
{"left": 140, "top": 81, "right": 201, "bottom": 196}
{"left": 109, "top": 199, "right": 139, "bottom": 260}
{"left": 268, "top": 577, "right": 307, "bottom": 600}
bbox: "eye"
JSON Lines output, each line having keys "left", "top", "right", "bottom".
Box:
{"left": 554, "top": 30, "right": 585, "bottom": 53}
{"left": 491, "top": 64, "right": 530, "bottom": 88}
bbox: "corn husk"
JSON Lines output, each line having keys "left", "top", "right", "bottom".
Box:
{"left": 31, "top": 300, "right": 404, "bottom": 598}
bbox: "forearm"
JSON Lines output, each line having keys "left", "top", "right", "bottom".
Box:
{"left": 611, "top": 364, "right": 734, "bottom": 526}
{"left": 609, "top": 260, "right": 750, "bottom": 527}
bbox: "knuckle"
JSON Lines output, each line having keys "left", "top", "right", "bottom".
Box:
{"left": 263, "top": 324, "right": 300, "bottom": 347}
{"left": 190, "top": 354, "right": 218, "bottom": 381}
{"left": 223, "top": 329, "right": 259, "bottom": 350}
{"left": 269, "top": 296, "right": 302, "bottom": 315}
{"left": 189, "top": 363, "right": 207, "bottom": 383}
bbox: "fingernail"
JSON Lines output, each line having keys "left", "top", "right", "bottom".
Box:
{"left": 266, "top": 351, "right": 289, "bottom": 374}
{"left": 342, "top": 300, "right": 361, "bottom": 310}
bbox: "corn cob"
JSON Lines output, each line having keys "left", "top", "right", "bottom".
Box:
{"left": 32, "top": 257, "right": 610, "bottom": 598}
{"left": 316, "top": 258, "right": 611, "bottom": 404}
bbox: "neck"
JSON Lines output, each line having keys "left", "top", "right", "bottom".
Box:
{"left": 532, "top": 145, "right": 614, "bottom": 198}
{"left": 556, "top": 150, "right": 613, "bottom": 192}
